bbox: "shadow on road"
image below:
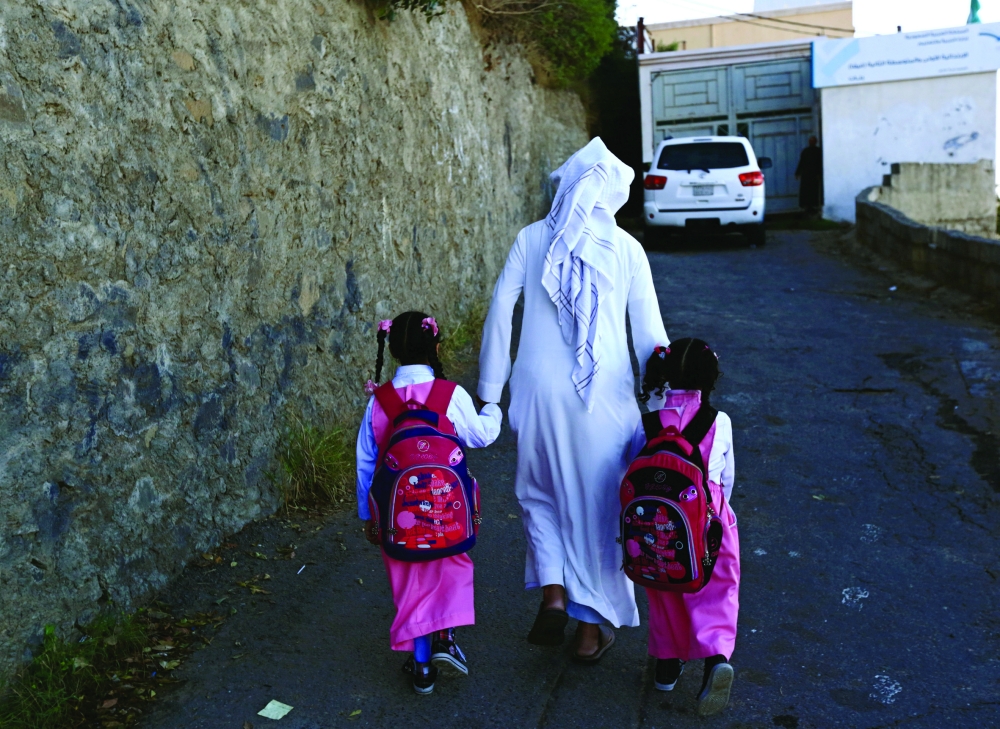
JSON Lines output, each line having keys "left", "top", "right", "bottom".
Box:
{"left": 630, "top": 228, "right": 756, "bottom": 254}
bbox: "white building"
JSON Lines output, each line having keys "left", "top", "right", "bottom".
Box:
{"left": 815, "top": 25, "right": 1000, "bottom": 222}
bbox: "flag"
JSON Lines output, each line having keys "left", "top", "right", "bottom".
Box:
{"left": 968, "top": 0, "right": 981, "bottom": 24}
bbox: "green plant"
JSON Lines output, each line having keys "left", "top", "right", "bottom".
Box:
{"left": 0, "top": 614, "right": 147, "bottom": 729}
{"left": 474, "top": 0, "right": 617, "bottom": 86}
{"left": 656, "top": 40, "right": 680, "bottom": 52}
{"left": 528, "top": 0, "right": 617, "bottom": 86}
{"left": 273, "top": 417, "right": 356, "bottom": 509}
{"left": 373, "top": 0, "right": 618, "bottom": 87}
{"left": 439, "top": 301, "right": 488, "bottom": 378}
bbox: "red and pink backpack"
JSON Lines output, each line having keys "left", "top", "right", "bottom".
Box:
{"left": 618, "top": 404, "right": 723, "bottom": 593}
{"left": 368, "top": 379, "right": 481, "bottom": 562}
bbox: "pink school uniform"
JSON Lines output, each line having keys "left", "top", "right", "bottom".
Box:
{"left": 356, "top": 364, "right": 502, "bottom": 651}
{"left": 628, "top": 389, "right": 739, "bottom": 661}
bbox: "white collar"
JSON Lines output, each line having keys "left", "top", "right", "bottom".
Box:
{"left": 391, "top": 364, "right": 435, "bottom": 385}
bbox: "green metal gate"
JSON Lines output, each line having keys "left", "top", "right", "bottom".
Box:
{"left": 651, "top": 58, "right": 818, "bottom": 212}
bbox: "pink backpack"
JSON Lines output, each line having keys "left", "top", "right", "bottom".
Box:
{"left": 618, "top": 405, "right": 723, "bottom": 593}
{"left": 368, "top": 380, "right": 481, "bottom": 562}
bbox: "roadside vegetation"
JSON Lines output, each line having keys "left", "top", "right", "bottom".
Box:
{"left": 438, "top": 301, "right": 488, "bottom": 378}
{"left": 0, "top": 608, "right": 218, "bottom": 728}
{"left": 370, "top": 0, "right": 619, "bottom": 87}
{"left": 273, "top": 418, "right": 356, "bottom": 511}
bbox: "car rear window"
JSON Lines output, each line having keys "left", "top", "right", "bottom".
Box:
{"left": 657, "top": 142, "right": 749, "bottom": 171}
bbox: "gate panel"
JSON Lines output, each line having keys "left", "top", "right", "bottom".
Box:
{"left": 651, "top": 68, "right": 728, "bottom": 123}
{"left": 733, "top": 60, "right": 814, "bottom": 115}
{"left": 749, "top": 116, "right": 812, "bottom": 213}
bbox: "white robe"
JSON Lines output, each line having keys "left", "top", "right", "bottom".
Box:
{"left": 478, "top": 221, "right": 668, "bottom": 628}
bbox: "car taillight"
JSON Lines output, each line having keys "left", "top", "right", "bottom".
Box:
{"left": 644, "top": 175, "right": 667, "bottom": 190}
{"left": 739, "top": 171, "right": 764, "bottom": 187}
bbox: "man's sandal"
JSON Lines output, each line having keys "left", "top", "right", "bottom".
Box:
{"left": 527, "top": 603, "right": 569, "bottom": 646}
{"left": 572, "top": 625, "right": 615, "bottom": 665}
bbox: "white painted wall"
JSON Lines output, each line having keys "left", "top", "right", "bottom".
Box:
{"left": 821, "top": 71, "right": 997, "bottom": 222}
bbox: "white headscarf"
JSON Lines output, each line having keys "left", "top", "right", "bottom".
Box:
{"left": 541, "top": 137, "right": 635, "bottom": 412}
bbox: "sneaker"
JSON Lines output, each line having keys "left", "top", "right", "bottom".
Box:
{"left": 431, "top": 637, "right": 469, "bottom": 677}
{"left": 654, "top": 658, "right": 685, "bottom": 691}
{"left": 697, "top": 660, "right": 734, "bottom": 716}
{"left": 402, "top": 656, "right": 438, "bottom": 695}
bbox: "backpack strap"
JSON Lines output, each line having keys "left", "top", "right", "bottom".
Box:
{"left": 423, "top": 379, "right": 457, "bottom": 416}
{"left": 682, "top": 404, "right": 718, "bottom": 448}
{"left": 373, "top": 382, "right": 407, "bottom": 424}
{"left": 641, "top": 411, "right": 663, "bottom": 443}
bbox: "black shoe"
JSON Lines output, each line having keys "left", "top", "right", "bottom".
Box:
{"left": 697, "top": 656, "right": 733, "bottom": 716}
{"left": 527, "top": 603, "right": 569, "bottom": 646}
{"left": 654, "top": 658, "right": 685, "bottom": 691}
{"left": 402, "top": 656, "right": 438, "bottom": 695}
{"left": 431, "top": 637, "right": 469, "bottom": 677}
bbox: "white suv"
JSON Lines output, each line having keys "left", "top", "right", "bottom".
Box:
{"left": 643, "top": 136, "right": 771, "bottom": 246}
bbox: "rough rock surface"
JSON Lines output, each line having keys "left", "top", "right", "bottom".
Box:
{"left": 0, "top": 0, "right": 586, "bottom": 676}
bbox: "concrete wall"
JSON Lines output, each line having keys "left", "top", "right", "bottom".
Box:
{"left": 856, "top": 188, "right": 1000, "bottom": 307}
{"left": 822, "top": 72, "right": 997, "bottom": 222}
{"left": 0, "top": 0, "right": 586, "bottom": 676}
{"left": 871, "top": 161, "right": 997, "bottom": 239}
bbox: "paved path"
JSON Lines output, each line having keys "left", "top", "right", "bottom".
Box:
{"left": 143, "top": 231, "right": 1000, "bottom": 729}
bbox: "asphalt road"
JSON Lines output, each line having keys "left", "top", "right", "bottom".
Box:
{"left": 142, "top": 230, "right": 1000, "bottom": 729}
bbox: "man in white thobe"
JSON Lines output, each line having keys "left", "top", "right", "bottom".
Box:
{"left": 478, "top": 138, "right": 669, "bottom": 660}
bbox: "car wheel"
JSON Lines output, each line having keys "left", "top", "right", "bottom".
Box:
{"left": 744, "top": 225, "right": 766, "bottom": 247}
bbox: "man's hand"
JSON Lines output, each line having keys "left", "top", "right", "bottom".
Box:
{"left": 475, "top": 396, "right": 495, "bottom": 410}
{"left": 364, "top": 518, "right": 380, "bottom": 545}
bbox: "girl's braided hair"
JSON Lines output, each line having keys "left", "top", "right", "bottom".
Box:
{"left": 639, "top": 338, "right": 720, "bottom": 404}
{"left": 375, "top": 310, "right": 444, "bottom": 383}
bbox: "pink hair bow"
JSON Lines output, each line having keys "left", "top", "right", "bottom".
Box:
{"left": 378, "top": 319, "right": 393, "bottom": 333}
{"left": 364, "top": 379, "right": 377, "bottom": 395}
{"left": 421, "top": 317, "right": 439, "bottom": 337}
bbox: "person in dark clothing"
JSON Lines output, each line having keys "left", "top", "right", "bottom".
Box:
{"left": 795, "top": 136, "right": 822, "bottom": 213}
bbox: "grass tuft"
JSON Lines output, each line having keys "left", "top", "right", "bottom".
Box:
{"left": 439, "top": 301, "right": 488, "bottom": 379}
{"left": 0, "top": 613, "right": 148, "bottom": 728}
{"left": 273, "top": 416, "right": 356, "bottom": 510}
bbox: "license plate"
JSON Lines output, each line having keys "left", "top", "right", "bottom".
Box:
{"left": 693, "top": 185, "right": 714, "bottom": 196}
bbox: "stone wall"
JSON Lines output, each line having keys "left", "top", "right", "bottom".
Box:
{"left": 0, "top": 0, "right": 586, "bottom": 674}
{"left": 870, "top": 161, "right": 997, "bottom": 239}
{"left": 856, "top": 187, "right": 1000, "bottom": 307}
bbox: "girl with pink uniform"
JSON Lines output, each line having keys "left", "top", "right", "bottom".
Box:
{"left": 355, "top": 311, "right": 501, "bottom": 695}
{"left": 628, "top": 338, "right": 738, "bottom": 716}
